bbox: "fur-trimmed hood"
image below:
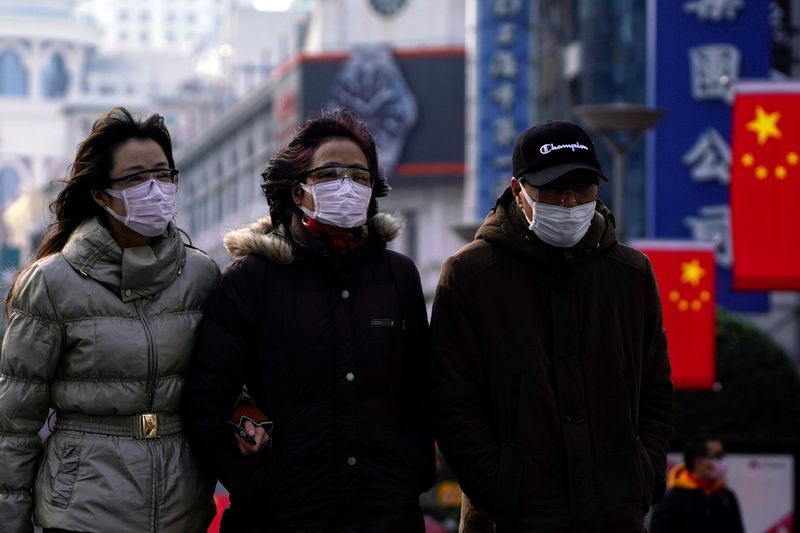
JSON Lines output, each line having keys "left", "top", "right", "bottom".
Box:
{"left": 223, "top": 212, "right": 404, "bottom": 264}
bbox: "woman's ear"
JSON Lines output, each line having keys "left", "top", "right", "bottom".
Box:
{"left": 91, "top": 189, "right": 110, "bottom": 209}
{"left": 291, "top": 184, "right": 304, "bottom": 207}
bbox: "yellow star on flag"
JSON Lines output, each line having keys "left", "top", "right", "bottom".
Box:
{"left": 788, "top": 152, "right": 799, "bottom": 166}
{"left": 746, "top": 106, "right": 782, "bottom": 145}
{"left": 755, "top": 166, "right": 768, "bottom": 180}
{"left": 741, "top": 153, "right": 754, "bottom": 167}
{"left": 775, "top": 166, "right": 787, "bottom": 179}
{"left": 680, "top": 258, "right": 706, "bottom": 287}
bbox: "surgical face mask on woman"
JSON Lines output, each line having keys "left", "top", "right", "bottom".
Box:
{"left": 518, "top": 185, "right": 596, "bottom": 248}
{"left": 103, "top": 178, "right": 178, "bottom": 237}
{"left": 299, "top": 174, "right": 373, "bottom": 229}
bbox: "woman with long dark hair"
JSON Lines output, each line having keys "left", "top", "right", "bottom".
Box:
{"left": 0, "top": 107, "right": 220, "bottom": 532}
{"left": 182, "top": 109, "right": 436, "bottom": 532}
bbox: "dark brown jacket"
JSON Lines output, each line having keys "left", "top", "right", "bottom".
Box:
{"left": 182, "top": 213, "right": 435, "bottom": 533}
{"left": 429, "top": 190, "right": 674, "bottom": 532}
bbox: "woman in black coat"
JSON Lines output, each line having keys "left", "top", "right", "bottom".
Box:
{"left": 182, "top": 109, "right": 435, "bottom": 532}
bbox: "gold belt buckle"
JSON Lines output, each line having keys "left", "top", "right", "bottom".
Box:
{"left": 137, "top": 413, "right": 159, "bottom": 438}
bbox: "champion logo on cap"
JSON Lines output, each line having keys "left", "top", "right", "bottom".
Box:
{"left": 539, "top": 142, "right": 590, "bottom": 155}
{"left": 512, "top": 120, "right": 607, "bottom": 187}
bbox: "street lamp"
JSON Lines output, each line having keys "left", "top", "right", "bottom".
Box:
{"left": 571, "top": 103, "right": 665, "bottom": 240}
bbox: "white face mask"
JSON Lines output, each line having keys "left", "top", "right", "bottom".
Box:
{"left": 300, "top": 178, "right": 372, "bottom": 228}
{"left": 103, "top": 179, "right": 177, "bottom": 237}
{"left": 707, "top": 459, "right": 728, "bottom": 481}
{"left": 519, "top": 186, "right": 596, "bottom": 248}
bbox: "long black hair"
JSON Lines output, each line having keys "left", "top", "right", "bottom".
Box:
{"left": 5, "top": 107, "right": 174, "bottom": 312}
{"left": 260, "top": 108, "right": 390, "bottom": 229}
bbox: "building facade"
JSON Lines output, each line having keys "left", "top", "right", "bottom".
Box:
{"left": 176, "top": 0, "right": 466, "bottom": 301}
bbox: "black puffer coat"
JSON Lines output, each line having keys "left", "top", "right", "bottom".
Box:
{"left": 182, "top": 213, "right": 435, "bottom": 533}
{"left": 429, "top": 191, "right": 674, "bottom": 532}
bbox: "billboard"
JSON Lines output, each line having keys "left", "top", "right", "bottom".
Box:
{"left": 647, "top": 0, "right": 771, "bottom": 311}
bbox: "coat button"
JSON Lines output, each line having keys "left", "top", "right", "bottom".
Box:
{"left": 124, "top": 289, "right": 132, "bottom": 297}
{"left": 565, "top": 415, "right": 573, "bottom": 424}
{"left": 345, "top": 372, "right": 355, "bottom": 382}
{"left": 347, "top": 456, "right": 356, "bottom": 466}
{"left": 341, "top": 289, "right": 350, "bottom": 299}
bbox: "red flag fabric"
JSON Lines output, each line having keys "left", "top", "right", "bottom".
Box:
{"left": 633, "top": 241, "right": 716, "bottom": 389}
{"left": 730, "top": 81, "right": 800, "bottom": 290}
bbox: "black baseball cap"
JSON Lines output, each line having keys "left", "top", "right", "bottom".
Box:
{"left": 512, "top": 120, "right": 607, "bottom": 187}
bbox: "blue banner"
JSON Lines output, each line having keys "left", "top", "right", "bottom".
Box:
{"left": 475, "top": 0, "right": 531, "bottom": 219}
{"left": 648, "top": 0, "right": 771, "bottom": 311}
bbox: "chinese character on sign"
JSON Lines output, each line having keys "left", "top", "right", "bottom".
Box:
{"left": 689, "top": 44, "right": 741, "bottom": 103}
{"left": 491, "top": 83, "right": 515, "bottom": 110}
{"left": 493, "top": 0, "right": 522, "bottom": 17}
{"left": 493, "top": 116, "right": 516, "bottom": 147}
{"left": 684, "top": 0, "right": 744, "bottom": 22}
{"left": 491, "top": 50, "right": 518, "bottom": 78}
{"left": 497, "top": 23, "right": 517, "bottom": 45}
{"left": 682, "top": 127, "right": 731, "bottom": 184}
{"left": 685, "top": 205, "right": 732, "bottom": 267}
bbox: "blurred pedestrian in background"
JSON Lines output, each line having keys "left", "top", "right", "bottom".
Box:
{"left": 649, "top": 435, "right": 744, "bottom": 533}
{"left": 0, "top": 107, "right": 220, "bottom": 532}
{"left": 182, "top": 109, "right": 435, "bottom": 532}
{"left": 429, "top": 120, "right": 674, "bottom": 532}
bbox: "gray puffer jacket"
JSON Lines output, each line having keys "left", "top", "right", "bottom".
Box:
{"left": 0, "top": 217, "right": 220, "bottom": 533}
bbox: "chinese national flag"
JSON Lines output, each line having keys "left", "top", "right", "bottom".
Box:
{"left": 731, "top": 82, "right": 800, "bottom": 290}
{"left": 633, "top": 241, "right": 716, "bottom": 389}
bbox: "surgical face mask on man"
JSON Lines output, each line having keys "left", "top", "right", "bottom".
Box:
{"left": 518, "top": 185, "right": 596, "bottom": 248}
{"left": 300, "top": 178, "right": 372, "bottom": 228}
{"left": 103, "top": 179, "right": 177, "bottom": 237}
{"left": 706, "top": 458, "right": 728, "bottom": 481}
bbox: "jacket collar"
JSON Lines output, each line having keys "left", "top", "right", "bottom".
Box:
{"left": 667, "top": 463, "right": 725, "bottom": 496}
{"left": 475, "top": 187, "right": 617, "bottom": 270}
{"left": 61, "top": 217, "right": 186, "bottom": 302}
{"left": 223, "top": 212, "right": 403, "bottom": 264}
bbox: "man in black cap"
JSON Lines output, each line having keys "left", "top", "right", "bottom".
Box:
{"left": 428, "top": 120, "right": 674, "bottom": 532}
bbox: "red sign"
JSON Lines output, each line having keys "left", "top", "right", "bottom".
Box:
{"left": 633, "top": 241, "right": 716, "bottom": 389}
{"left": 731, "top": 82, "right": 800, "bottom": 290}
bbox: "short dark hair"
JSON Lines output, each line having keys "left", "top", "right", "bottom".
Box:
{"left": 260, "top": 108, "right": 389, "bottom": 228}
{"left": 683, "top": 434, "right": 717, "bottom": 472}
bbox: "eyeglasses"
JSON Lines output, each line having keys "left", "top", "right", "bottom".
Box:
{"left": 301, "top": 164, "right": 373, "bottom": 187}
{"left": 109, "top": 168, "right": 180, "bottom": 189}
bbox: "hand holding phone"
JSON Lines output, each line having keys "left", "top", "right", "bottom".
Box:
{"left": 227, "top": 419, "right": 257, "bottom": 445}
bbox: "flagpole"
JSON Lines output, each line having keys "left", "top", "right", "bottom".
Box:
{"left": 571, "top": 103, "right": 665, "bottom": 241}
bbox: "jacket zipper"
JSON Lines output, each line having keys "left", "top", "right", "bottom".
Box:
{"left": 135, "top": 300, "right": 158, "bottom": 412}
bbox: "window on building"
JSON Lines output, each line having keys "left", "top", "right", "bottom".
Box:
{"left": 166, "top": 32, "right": 175, "bottom": 42}
{"left": 0, "top": 49, "right": 28, "bottom": 96}
{"left": 118, "top": 9, "right": 128, "bottom": 20}
{"left": 140, "top": 11, "right": 150, "bottom": 22}
{"left": 41, "top": 53, "right": 70, "bottom": 99}
{"left": 225, "top": 180, "right": 237, "bottom": 214}
{"left": 186, "top": 13, "right": 196, "bottom": 23}
{"left": 119, "top": 30, "right": 128, "bottom": 41}
{"left": 140, "top": 31, "right": 149, "bottom": 43}
{"left": 403, "top": 210, "right": 419, "bottom": 262}
{"left": 0, "top": 167, "right": 21, "bottom": 208}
